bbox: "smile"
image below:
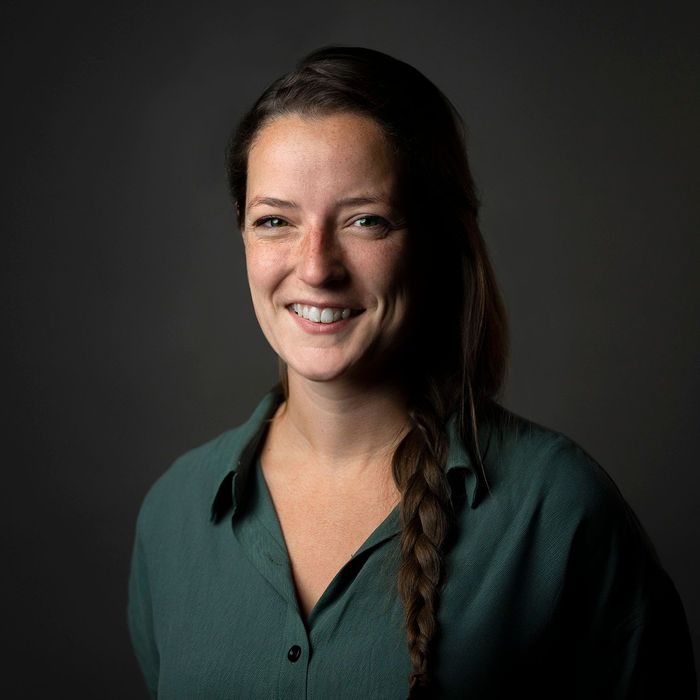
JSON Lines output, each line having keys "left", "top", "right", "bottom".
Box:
{"left": 289, "top": 303, "right": 363, "bottom": 324}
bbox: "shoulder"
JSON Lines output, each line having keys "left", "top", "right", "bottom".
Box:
{"left": 478, "top": 405, "right": 670, "bottom": 614}
{"left": 482, "top": 405, "right": 646, "bottom": 547}
{"left": 134, "top": 387, "right": 283, "bottom": 545}
{"left": 134, "top": 426, "right": 243, "bottom": 545}
{"left": 479, "top": 410, "right": 696, "bottom": 694}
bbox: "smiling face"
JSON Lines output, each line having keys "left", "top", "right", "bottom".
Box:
{"left": 242, "top": 111, "right": 414, "bottom": 386}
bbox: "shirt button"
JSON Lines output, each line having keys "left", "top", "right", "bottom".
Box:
{"left": 287, "top": 645, "right": 302, "bottom": 663}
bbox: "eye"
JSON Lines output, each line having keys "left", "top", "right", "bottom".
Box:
{"left": 252, "top": 216, "right": 289, "bottom": 228}
{"left": 351, "top": 215, "right": 391, "bottom": 232}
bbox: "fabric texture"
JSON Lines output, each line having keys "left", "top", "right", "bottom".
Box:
{"left": 128, "top": 387, "right": 696, "bottom": 698}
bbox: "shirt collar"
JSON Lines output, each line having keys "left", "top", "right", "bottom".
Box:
{"left": 210, "top": 386, "right": 490, "bottom": 524}
{"left": 210, "top": 386, "right": 284, "bottom": 524}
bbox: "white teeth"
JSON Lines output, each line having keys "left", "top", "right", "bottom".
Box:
{"left": 291, "top": 304, "right": 355, "bottom": 324}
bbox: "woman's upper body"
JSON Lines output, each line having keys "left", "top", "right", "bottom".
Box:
{"left": 128, "top": 385, "right": 696, "bottom": 698}
{"left": 128, "top": 45, "right": 696, "bottom": 698}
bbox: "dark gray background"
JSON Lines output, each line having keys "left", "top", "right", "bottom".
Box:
{"left": 5, "top": 0, "right": 698, "bottom": 696}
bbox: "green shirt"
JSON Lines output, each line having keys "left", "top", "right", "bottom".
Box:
{"left": 128, "top": 387, "right": 696, "bottom": 698}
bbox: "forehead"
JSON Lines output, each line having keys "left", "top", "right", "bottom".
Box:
{"left": 246, "top": 112, "right": 398, "bottom": 202}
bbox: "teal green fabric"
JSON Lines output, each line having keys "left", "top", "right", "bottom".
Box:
{"left": 128, "top": 387, "right": 696, "bottom": 698}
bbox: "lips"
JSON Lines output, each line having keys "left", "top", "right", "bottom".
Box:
{"left": 290, "top": 303, "right": 363, "bottom": 324}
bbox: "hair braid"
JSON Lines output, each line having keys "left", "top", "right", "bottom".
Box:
{"left": 392, "top": 394, "right": 456, "bottom": 697}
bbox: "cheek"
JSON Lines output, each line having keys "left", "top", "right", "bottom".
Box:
{"left": 355, "top": 242, "right": 410, "bottom": 295}
{"left": 245, "top": 244, "right": 288, "bottom": 293}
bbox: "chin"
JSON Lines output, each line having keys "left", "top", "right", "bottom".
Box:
{"left": 287, "top": 363, "right": 351, "bottom": 384}
{"left": 283, "top": 351, "right": 357, "bottom": 384}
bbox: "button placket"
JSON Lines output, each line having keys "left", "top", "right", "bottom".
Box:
{"left": 278, "top": 603, "right": 309, "bottom": 698}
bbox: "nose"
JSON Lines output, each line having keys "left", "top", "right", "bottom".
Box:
{"left": 296, "top": 224, "right": 348, "bottom": 287}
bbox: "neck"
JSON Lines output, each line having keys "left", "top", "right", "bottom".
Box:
{"left": 272, "top": 369, "right": 411, "bottom": 479}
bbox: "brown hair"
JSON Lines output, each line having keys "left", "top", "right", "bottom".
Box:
{"left": 226, "top": 46, "right": 509, "bottom": 697}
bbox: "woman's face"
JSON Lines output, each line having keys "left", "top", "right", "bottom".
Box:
{"left": 242, "top": 111, "right": 413, "bottom": 385}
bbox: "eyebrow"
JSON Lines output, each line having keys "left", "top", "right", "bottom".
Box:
{"left": 247, "top": 195, "right": 389, "bottom": 212}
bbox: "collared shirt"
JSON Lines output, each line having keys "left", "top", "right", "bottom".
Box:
{"left": 128, "top": 387, "right": 696, "bottom": 699}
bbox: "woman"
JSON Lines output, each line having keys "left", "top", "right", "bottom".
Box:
{"left": 128, "top": 46, "right": 696, "bottom": 698}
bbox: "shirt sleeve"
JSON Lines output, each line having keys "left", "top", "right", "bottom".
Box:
{"left": 127, "top": 524, "right": 159, "bottom": 698}
{"left": 552, "top": 494, "right": 697, "bottom": 698}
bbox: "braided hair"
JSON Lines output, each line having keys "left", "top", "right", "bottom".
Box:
{"left": 226, "top": 46, "right": 509, "bottom": 696}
